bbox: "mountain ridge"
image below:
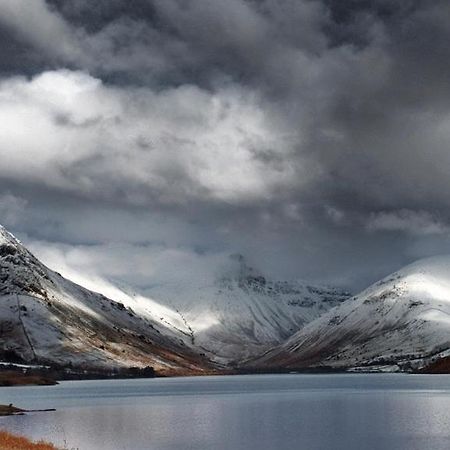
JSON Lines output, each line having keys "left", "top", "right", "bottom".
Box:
{"left": 0, "top": 224, "right": 350, "bottom": 372}
{"left": 252, "top": 255, "right": 450, "bottom": 372}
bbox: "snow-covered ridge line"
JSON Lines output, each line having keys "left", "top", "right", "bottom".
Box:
{"left": 0, "top": 225, "right": 22, "bottom": 245}
{"left": 253, "top": 255, "right": 450, "bottom": 372}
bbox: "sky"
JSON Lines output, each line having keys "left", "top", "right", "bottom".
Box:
{"left": 1, "top": 0, "right": 450, "bottom": 292}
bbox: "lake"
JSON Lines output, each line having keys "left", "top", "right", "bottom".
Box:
{"left": 1, "top": 374, "right": 450, "bottom": 450}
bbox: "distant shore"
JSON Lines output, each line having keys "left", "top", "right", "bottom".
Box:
{"left": 1, "top": 358, "right": 450, "bottom": 388}
{"left": 0, "top": 371, "right": 58, "bottom": 387}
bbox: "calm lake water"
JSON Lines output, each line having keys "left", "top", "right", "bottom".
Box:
{"left": 1, "top": 374, "right": 450, "bottom": 450}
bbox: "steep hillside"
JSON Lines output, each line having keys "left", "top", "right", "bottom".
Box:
{"left": 254, "top": 256, "right": 450, "bottom": 372}
{"left": 0, "top": 226, "right": 212, "bottom": 374}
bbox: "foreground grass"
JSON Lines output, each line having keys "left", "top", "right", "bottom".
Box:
{"left": 0, "top": 430, "right": 58, "bottom": 450}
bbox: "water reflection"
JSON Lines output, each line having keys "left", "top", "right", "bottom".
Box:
{"left": 1, "top": 375, "right": 450, "bottom": 450}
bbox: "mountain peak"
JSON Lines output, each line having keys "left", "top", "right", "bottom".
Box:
{"left": 396, "top": 255, "right": 450, "bottom": 279}
{"left": 0, "top": 225, "right": 29, "bottom": 266}
{"left": 0, "top": 224, "right": 20, "bottom": 246}
{"left": 0, "top": 225, "right": 51, "bottom": 299}
{"left": 227, "top": 253, "right": 263, "bottom": 282}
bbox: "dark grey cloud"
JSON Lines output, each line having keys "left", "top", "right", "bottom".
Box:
{"left": 1, "top": 0, "right": 450, "bottom": 291}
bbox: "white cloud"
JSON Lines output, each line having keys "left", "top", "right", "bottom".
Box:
{"left": 0, "top": 69, "right": 298, "bottom": 204}
{"left": 27, "top": 239, "right": 230, "bottom": 294}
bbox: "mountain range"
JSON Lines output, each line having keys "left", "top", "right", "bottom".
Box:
{"left": 0, "top": 225, "right": 348, "bottom": 374}
{"left": 1, "top": 223, "right": 450, "bottom": 374}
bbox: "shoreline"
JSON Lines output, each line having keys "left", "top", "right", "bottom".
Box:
{"left": 1, "top": 360, "right": 449, "bottom": 388}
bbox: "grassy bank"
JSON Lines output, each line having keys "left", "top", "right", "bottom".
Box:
{"left": 0, "top": 430, "right": 57, "bottom": 450}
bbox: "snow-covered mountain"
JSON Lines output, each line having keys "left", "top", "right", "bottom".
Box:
{"left": 254, "top": 256, "right": 450, "bottom": 372}
{"left": 0, "top": 225, "right": 351, "bottom": 370}
{"left": 0, "top": 225, "right": 212, "bottom": 374}
{"left": 148, "top": 254, "right": 350, "bottom": 364}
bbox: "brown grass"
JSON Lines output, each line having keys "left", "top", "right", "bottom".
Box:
{"left": 419, "top": 356, "right": 450, "bottom": 374}
{"left": 0, "top": 430, "right": 58, "bottom": 450}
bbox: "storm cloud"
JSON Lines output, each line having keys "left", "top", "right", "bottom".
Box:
{"left": 1, "top": 0, "right": 450, "bottom": 291}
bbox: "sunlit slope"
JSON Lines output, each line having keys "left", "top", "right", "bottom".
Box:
{"left": 255, "top": 256, "right": 450, "bottom": 372}
{"left": 0, "top": 225, "right": 212, "bottom": 373}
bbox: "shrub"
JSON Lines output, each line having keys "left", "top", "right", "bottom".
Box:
{"left": 0, "top": 430, "right": 58, "bottom": 450}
